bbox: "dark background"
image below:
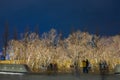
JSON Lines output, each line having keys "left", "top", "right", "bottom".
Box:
{"left": 0, "top": 0, "right": 120, "bottom": 48}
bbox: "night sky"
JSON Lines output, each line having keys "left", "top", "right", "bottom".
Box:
{"left": 0, "top": 0, "right": 120, "bottom": 40}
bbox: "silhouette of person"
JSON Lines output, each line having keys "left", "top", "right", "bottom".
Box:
{"left": 85, "top": 59, "right": 89, "bottom": 73}
{"left": 82, "top": 60, "right": 86, "bottom": 73}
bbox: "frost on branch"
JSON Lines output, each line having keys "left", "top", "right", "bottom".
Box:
{"left": 6, "top": 29, "right": 120, "bottom": 72}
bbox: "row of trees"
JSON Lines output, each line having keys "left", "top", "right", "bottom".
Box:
{"left": 1, "top": 23, "right": 120, "bottom": 72}
{"left": 4, "top": 31, "right": 120, "bottom": 72}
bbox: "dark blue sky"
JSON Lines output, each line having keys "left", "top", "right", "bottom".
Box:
{"left": 0, "top": 0, "right": 120, "bottom": 39}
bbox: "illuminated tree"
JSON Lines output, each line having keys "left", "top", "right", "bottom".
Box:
{"left": 6, "top": 29, "right": 120, "bottom": 72}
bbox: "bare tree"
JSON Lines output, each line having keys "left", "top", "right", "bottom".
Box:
{"left": 23, "top": 25, "right": 30, "bottom": 61}
{"left": 3, "top": 22, "right": 9, "bottom": 58}
{"left": 13, "top": 26, "right": 18, "bottom": 40}
{"left": 24, "top": 25, "right": 30, "bottom": 36}
{"left": 34, "top": 24, "right": 39, "bottom": 35}
{"left": 95, "top": 26, "right": 99, "bottom": 37}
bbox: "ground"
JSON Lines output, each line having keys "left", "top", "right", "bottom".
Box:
{"left": 0, "top": 73, "right": 120, "bottom": 80}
